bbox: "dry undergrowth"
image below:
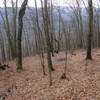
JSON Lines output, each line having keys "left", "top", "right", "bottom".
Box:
{"left": 0, "top": 49, "right": 100, "bottom": 100}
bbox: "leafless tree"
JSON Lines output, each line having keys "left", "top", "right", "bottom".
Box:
{"left": 17, "top": 0, "right": 28, "bottom": 70}
{"left": 86, "top": 0, "right": 93, "bottom": 59}
{"left": 42, "top": 0, "right": 55, "bottom": 85}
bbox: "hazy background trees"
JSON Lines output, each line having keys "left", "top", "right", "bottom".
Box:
{"left": 0, "top": 0, "right": 99, "bottom": 65}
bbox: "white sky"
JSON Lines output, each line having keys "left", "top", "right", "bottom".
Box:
{"left": 0, "top": 0, "right": 100, "bottom": 8}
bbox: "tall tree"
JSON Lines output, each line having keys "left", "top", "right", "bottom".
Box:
{"left": 86, "top": 0, "right": 93, "bottom": 59}
{"left": 4, "top": 0, "right": 16, "bottom": 59}
{"left": 43, "top": 0, "right": 54, "bottom": 85}
{"left": 34, "top": 0, "right": 46, "bottom": 75}
{"left": 17, "top": 0, "right": 28, "bottom": 70}
{"left": 11, "top": 0, "right": 18, "bottom": 58}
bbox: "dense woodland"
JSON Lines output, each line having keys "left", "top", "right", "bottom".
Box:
{"left": 0, "top": 0, "right": 100, "bottom": 100}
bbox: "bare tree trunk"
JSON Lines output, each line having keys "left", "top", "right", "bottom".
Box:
{"left": 4, "top": 0, "right": 16, "bottom": 59}
{"left": 60, "top": 15, "right": 67, "bottom": 79}
{"left": 49, "top": 0, "right": 55, "bottom": 56}
{"left": 35, "top": 0, "right": 46, "bottom": 75}
{"left": 17, "top": 0, "right": 28, "bottom": 70}
{"left": 43, "top": 0, "right": 54, "bottom": 85}
{"left": 11, "top": 0, "right": 18, "bottom": 58}
{"left": 0, "top": 28, "right": 6, "bottom": 62}
{"left": 40, "top": 52, "right": 46, "bottom": 75}
{"left": 86, "top": 0, "right": 93, "bottom": 60}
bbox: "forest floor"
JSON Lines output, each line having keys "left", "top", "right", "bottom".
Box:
{"left": 0, "top": 48, "right": 100, "bottom": 100}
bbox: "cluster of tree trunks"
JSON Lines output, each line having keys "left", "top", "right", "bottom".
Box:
{"left": 0, "top": 0, "right": 95, "bottom": 85}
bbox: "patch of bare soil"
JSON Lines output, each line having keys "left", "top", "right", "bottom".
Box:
{"left": 0, "top": 49, "right": 100, "bottom": 100}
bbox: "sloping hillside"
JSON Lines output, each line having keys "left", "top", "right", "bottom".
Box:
{"left": 0, "top": 49, "right": 100, "bottom": 100}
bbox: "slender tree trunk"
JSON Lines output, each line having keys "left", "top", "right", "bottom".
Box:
{"left": 86, "top": 0, "right": 93, "bottom": 60}
{"left": 35, "top": 0, "right": 46, "bottom": 75}
{"left": 4, "top": 0, "right": 16, "bottom": 59}
{"left": 17, "top": 0, "right": 28, "bottom": 70}
{"left": 11, "top": 0, "right": 18, "bottom": 58}
{"left": 43, "top": 0, "right": 55, "bottom": 85}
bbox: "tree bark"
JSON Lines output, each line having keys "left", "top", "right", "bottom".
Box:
{"left": 43, "top": 0, "right": 54, "bottom": 85}
{"left": 17, "top": 0, "right": 28, "bottom": 70}
{"left": 86, "top": 0, "right": 93, "bottom": 60}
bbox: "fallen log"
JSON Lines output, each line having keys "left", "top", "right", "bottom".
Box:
{"left": 0, "top": 65, "right": 10, "bottom": 70}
